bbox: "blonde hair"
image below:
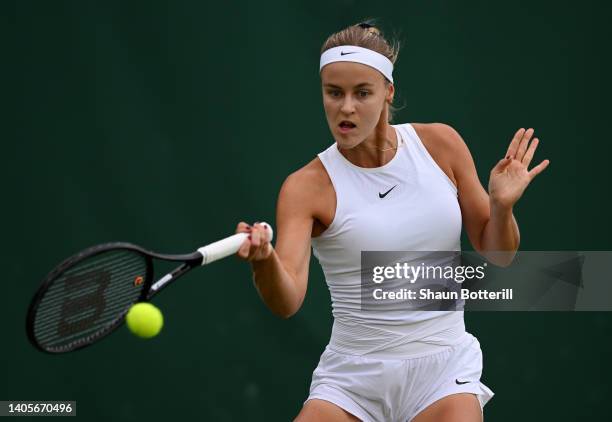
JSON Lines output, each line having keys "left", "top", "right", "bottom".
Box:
{"left": 320, "top": 19, "right": 402, "bottom": 122}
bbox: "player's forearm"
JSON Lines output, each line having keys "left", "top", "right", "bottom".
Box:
{"left": 479, "top": 202, "right": 520, "bottom": 267}
{"left": 250, "top": 250, "right": 302, "bottom": 318}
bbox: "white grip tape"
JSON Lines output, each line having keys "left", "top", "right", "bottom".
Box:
{"left": 197, "top": 222, "right": 274, "bottom": 266}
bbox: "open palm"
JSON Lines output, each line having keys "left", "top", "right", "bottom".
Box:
{"left": 488, "top": 128, "right": 550, "bottom": 209}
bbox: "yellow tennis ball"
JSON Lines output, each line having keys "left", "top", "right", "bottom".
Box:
{"left": 125, "top": 302, "right": 164, "bottom": 339}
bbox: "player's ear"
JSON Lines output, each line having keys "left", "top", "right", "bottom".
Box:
{"left": 386, "top": 83, "right": 394, "bottom": 104}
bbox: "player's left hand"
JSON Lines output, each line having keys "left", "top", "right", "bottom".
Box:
{"left": 488, "top": 128, "right": 550, "bottom": 209}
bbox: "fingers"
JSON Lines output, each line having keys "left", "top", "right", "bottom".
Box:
{"left": 515, "top": 128, "right": 535, "bottom": 161}
{"left": 236, "top": 222, "right": 272, "bottom": 261}
{"left": 506, "top": 128, "right": 535, "bottom": 159}
{"left": 528, "top": 159, "right": 550, "bottom": 181}
{"left": 238, "top": 237, "right": 251, "bottom": 258}
{"left": 236, "top": 221, "right": 252, "bottom": 258}
{"left": 491, "top": 156, "right": 512, "bottom": 174}
{"left": 250, "top": 222, "right": 272, "bottom": 260}
{"left": 522, "top": 137, "right": 539, "bottom": 168}
{"left": 236, "top": 221, "right": 252, "bottom": 233}
{"left": 505, "top": 128, "right": 525, "bottom": 159}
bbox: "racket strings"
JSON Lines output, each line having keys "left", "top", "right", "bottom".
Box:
{"left": 33, "top": 249, "right": 149, "bottom": 352}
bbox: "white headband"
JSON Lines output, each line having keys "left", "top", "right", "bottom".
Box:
{"left": 319, "top": 45, "right": 394, "bottom": 83}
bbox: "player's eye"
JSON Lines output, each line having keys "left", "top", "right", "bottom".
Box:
{"left": 358, "top": 90, "right": 370, "bottom": 98}
{"left": 328, "top": 90, "right": 342, "bottom": 97}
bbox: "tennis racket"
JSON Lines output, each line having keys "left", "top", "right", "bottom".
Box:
{"left": 26, "top": 223, "right": 273, "bottom": 354}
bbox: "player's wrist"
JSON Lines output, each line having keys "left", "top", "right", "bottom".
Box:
{"left": 250, "top": 246, "right": 276, "bottom": 269}
{"left": 489, "top": 200, "right": 514, "bottom": 220}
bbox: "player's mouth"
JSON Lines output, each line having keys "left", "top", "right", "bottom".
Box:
{"left": 339, "top": 121, "right": 356, "bottom": 133}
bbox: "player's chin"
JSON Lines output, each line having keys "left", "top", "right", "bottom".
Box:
{"left": 336, "top": 139, "right": 361, "bottom": 150}
{"left": 334, "top": 133, "right": 361, "bottom": 149}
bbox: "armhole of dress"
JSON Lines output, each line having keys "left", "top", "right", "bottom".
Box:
{"left": 314, "top": 147, "right": 342, "bottom": 238}
{"left": 402, "top": 124, "right": 458, "bottom": 196}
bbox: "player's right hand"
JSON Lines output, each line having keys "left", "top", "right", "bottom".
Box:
{"left": 235, "top": 221, "right": 273, "bottom": 262}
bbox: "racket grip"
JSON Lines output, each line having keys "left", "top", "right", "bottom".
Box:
{"left": 197, "top": 222, "right": 274, "bottom": 265}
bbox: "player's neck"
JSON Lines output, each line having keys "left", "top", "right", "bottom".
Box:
{"left": 340, "top": 125, "right": 399, "bottom": 168}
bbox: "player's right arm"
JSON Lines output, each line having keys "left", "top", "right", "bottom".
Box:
{"left": 236, "top": 167, "right": 319, "bottom": 318}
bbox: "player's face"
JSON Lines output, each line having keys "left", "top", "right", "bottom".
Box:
{"left": 321, "top": 62, "right": 392, "bottom": 149}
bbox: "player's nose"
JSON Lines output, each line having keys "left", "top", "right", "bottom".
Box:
{"left": 340, "top": 96, "right": 356, "bottom": 114}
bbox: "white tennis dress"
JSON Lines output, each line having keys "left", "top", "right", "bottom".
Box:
{"left": 307, "top": 123, "right": 494, "bottom": 421}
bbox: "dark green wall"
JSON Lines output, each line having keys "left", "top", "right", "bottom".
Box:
{"left": 4, "top": 1, "right": 611, "bottom": 420}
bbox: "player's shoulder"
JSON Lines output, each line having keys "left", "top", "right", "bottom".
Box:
{"left": 279, "top": 157, "right": 331, "bottom": 204}
{"left": 285, "top": 157, "right": 329, "bottom": 188}
{"left": 411, "top": 122, "right": 467, "bottom": 150}
{"left": 410, "top": 122, "right": 473, "bottom": 180}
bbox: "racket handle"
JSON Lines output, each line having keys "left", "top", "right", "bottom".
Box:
{"left": 197, "top": 222, "right": 274, "bottom": 265}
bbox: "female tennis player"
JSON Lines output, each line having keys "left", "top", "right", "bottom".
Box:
{"left": 236, "top": 21, "right": 549, "bottom": 422}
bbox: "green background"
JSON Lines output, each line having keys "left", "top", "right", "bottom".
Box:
{"left": 4, "top": 0, "right": 611, "bottom": 420}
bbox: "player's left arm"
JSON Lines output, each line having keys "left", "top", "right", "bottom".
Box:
{"left": 436, "top": 124, "right": 549, "bottom": 266}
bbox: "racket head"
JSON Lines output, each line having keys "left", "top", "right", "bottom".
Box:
{"left": 26, "top": 242, "right": 154, "bottom": 354}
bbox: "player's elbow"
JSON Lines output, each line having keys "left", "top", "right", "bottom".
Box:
{"left": 479, "top": 249, "right": 517, "bottom": 268}
{"left": 278, "top": 309, "right": 298, "bottom": 319}
{"left": 273, "top": 304, "right": 300, "bottom": 319}
{"left": 274, "top": 291, "right": 305, "bottom": 319}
